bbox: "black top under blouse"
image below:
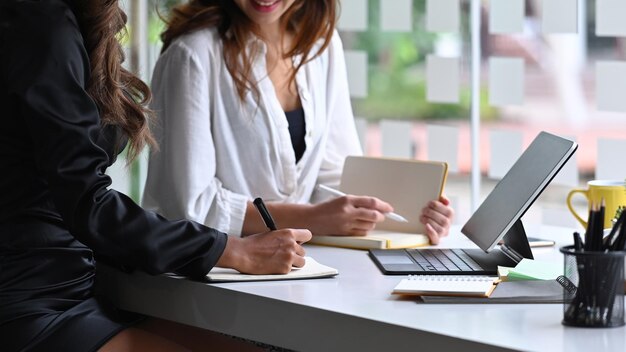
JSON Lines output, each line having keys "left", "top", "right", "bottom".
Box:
{"left": 285, "top": 107, "right": 306, "bottom": 163}
{"left": 0, "top": 1, "right": 228, "bottom": 350}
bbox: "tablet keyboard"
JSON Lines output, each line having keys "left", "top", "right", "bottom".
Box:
{"left": 405, "top": 248, "right": 484, "bottom": 272}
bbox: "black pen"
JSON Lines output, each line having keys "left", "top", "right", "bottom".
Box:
{"left": 604, "top": 209, "right": 625, "bottom": 250}
{"left": 584, "top": 203, "right": 595, "bottom": 251}
{"left": 595, "top": 199, "right": 605, "bottom": 251}
{"left": 610, "top": 219, "right": 626, "bottom": 251}
{"left": 253, "top": 197, "right": 277, "bottom": 231}
{"left": 573, "top": 232, "right": 583, "bottom": 251}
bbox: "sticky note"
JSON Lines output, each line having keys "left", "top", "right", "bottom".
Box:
{"left": 427, "top": 124, "right": 459, "bottom": 173}
{"left": 542, "top": 0, "right": 578, "bottom": 34}
{"left": 337, "top": 0, "right": 368, "bottom": 32}
{"left": 426, "top": 55, "right": 459, "bottom": 103}
{"left": 597, "top": 138, "right": 626, "bottom": 180}
{"left": 596, "top": 61, "right": 626, "bottom": 112}
{"left": 508, "top": 259, "right": 563, "bottom": 281}
{"left": 489, "top": 0, "right": 525, "bottom": 34}
{"left": 426, "top": 0, "right": 459, "bottom": 33}
{"left": 488, "top": 129, "right": 522, "bottom": 179}
{"left": 381, "top": 0, "right": 413, "bottom": 32}
{"left": 596, "top": 0, "right": 626, "bottom": 37}
{"left": 380, "top": 120, "right": 413, "bottom": 158}
{"left": 489, "top": 57, "right": 524, "bottom": 106}
{"left": 344, "top": 50, "right": 368, "bottom": 98}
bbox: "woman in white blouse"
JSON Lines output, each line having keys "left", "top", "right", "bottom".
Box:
{"left": 144, "top": 0, "right": 454, "bottom": 244}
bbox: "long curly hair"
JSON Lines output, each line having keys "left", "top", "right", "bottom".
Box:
{"left": 70, "top": 0, "right": 155, "bottom": 162}
{"left": 160, "top": 0, "right": 337, "bottom": 102}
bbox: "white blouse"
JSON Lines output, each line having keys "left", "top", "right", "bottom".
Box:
{"left": 143, "top": 28, "right": 362, "bottom": 236}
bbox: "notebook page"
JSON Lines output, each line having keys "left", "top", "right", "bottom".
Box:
{"left": 206, "top": 257, "right": 338, "bottom": 282}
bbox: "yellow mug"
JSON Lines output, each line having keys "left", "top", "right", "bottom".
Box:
{"left": 566, "top": 180, "right": 626, "bottom": 229}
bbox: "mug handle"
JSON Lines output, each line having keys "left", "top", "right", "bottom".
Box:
{"left": 567, "top": 189, "right": 589, "bottom": 228}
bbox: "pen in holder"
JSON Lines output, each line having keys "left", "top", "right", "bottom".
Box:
{"left": 561, "top": 201, "right": 626, "bottom": 327}
{"left": 560, "top": 246, "right": 625, "bottom": 327}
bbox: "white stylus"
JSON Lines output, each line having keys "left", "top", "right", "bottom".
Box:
{"left": 317, "top": 184, "right": 409, "bottom": 223}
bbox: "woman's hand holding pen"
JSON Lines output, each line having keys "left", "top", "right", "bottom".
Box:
{"left": 217, "top": 229, "right": 312, "bottom": 274}
{"left": 420, "top": 195, "right": 454, "bottom": 245}
{"left": 308, "top": 195, "right": 394, "bottom": 236}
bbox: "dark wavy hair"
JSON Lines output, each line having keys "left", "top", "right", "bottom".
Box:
{"left": 70, "top": 0, "right": 155, "bottom": 162}
{"left": 161, "top": 0, "right": 337, "bottom": 102}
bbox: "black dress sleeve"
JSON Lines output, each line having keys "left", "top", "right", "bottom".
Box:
{"left": 2, "top": 1, "right": 227, "bottom": 278}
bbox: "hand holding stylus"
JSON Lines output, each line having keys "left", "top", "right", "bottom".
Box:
{"left": 318, "top": 184, "right": 408, "bottom": 223}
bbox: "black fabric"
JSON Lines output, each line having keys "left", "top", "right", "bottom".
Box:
{"left": 0, "top": 1, "right": 228, "bottom": 350}
{"left": 285, "top": 107, "right": 306, "bottom": 163}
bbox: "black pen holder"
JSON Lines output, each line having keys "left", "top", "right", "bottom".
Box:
{"left": 560, "top": 246, "right": 626, "bottom": 327}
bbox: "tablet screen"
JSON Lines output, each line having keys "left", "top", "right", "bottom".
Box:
{"left": 461, "top": 132, "right": 577, "bottom": 252}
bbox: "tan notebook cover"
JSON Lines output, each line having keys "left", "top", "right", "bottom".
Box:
{"left": 308, "top": 156, "right": 448, "bottom": 250}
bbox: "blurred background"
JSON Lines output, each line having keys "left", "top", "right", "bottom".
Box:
{"left": 112, "top": 0, "right": 626, "bottom": 233}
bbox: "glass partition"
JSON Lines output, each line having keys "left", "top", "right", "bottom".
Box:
{"left": 115, "top": 0, "right": 626, "bottom": 230}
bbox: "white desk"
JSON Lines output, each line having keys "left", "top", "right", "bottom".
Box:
{"left": 97, "top": 225, "right": 626, "bottom": 351}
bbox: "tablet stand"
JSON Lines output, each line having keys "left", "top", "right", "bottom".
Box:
{"left": 500, "top": 219, "right": 534, "bottom": 263}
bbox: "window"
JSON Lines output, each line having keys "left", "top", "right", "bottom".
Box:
{"left": 117, "top": 0, "right": 625, "bottom": 228}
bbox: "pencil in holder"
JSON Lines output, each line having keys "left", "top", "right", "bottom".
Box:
{"left": 560, "top": 245, "right": 625, "bottom": 328}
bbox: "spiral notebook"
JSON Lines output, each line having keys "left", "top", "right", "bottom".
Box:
{"left": 392, "top": 275, "right": 499, "bottom": 297}
{"left": 419, "top": 280, "right": 566, "bottom": 303}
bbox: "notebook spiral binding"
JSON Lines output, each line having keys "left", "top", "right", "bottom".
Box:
{"left": 407, "top": 275, "right": 497, "bottom": 282}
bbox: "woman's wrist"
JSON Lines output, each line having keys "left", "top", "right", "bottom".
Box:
{"left": 216, "top": 235, "right": 245, "bottom": 270}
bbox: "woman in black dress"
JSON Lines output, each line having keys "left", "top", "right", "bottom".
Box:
{"left": 0, "top": 1, "right": 310, "bottom": 351}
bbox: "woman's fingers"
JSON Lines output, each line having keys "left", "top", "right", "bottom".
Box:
{"left": 420, "top": 198, "right": 454, "bottom": 244}
{"left": 425, "top": 223, "right": 441, "bottom": 245}
{"left": 294, "top": 243, "right": 306, "bottom": 257}
{"left": 422, "top": 200, "right": 453, "bottom": 227}
{"left": 292, "top": 229, "right": 313, "bottom": 244}
{"left": 350, "top": 196, "right": 393, "bottom": 214}
{"left": 352, "top": 207, "right": 385, "bottom": 222}
{"left": 291, "top": 253, "right": 306, "bottom": 268}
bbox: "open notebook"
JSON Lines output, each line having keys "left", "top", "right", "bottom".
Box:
{"left": 308, "top": 156, "right": 448, "bottom": 250}
{"left": 206, "top": 257, "right": 338, "bottom": 282}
